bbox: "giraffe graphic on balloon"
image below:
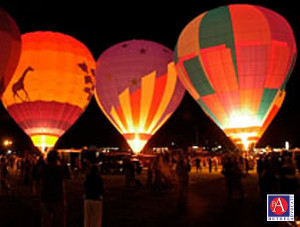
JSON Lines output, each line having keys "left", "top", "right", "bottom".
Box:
{"left": 12, "top": 66, "right": 34, "bottom": 102}
{"left": 11, "top": 63, "right": 94, "bottom": 102}
{"left": 78, "top": 62, "right": 95, "bottom": 101}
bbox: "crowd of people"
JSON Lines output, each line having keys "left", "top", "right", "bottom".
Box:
{"left": 1, "top": 149, "right": 300, "bottom": 226}
{"left": 0, "top": 151, "right": 104, "bottom": 227}
{"left": 257, "top": 151, "right": 298, "bottom": 201}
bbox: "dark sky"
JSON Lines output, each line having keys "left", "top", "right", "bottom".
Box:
{"left": 0, "top": 0, "right": 299, "bottom": 151}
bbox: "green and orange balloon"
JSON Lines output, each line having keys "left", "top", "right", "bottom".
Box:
{"left": 175, "top": 4, "right": 297, "bottom": 150}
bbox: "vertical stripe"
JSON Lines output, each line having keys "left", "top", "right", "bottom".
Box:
{"left": 265, "top": 41, "right": 290, "bottom": 88}
{"left": 110, "top": 106, "right": 127, "bottom": 133}
{"left": 144, "top": 73, "right": 167, "bottom": 130}
{"left": 200, "top": 45, "right": 238, "bottom": 92}
{"left": 229, "top": 5, "right": 271, "bottom": 44}
{"left": 130, "top": 89, "right": 141, "bottom": 132}
{"left": 218, "top": 91, "right": 240, "bottom": 119}
{"left": 176, "top": 13, "right": 206, "bottom": 59}
{"left": 118, "top": 88, "right": 134, "bottom": 132}
{"left": 147, "top": 62, "right": 177, "bottom": 133}
{"left": 139, "top": 71, "right": 156, "bottom": 132}
{"left": 200, "top": 6, "right": 238, "bottom": 80}
{"left": 239, "top": 89, "right": 263, "bottom": 118}
{"left": 183, "top": 57, "right": 214, "bottom": 96}
{"left": 281, "top": 54, "right": 297, "bottom": 90}
{"left": 201, "top": 94, "right": 229, "bottom": 128}
{"left": 257, "top": 88, "right": 278, "bottom": 122}
{"left": 260, "top": 90, "right": 285, "bottom": 136}
{"left": 177, "top": 53, "right": 200, "bottom": 100}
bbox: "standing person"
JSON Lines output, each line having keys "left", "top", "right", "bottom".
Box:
{"left": 147, "top": 162, "right": 153, "bottom": 188}
{"left": 280, "top": 154, "right": 297, "bottom": 194}
{"left": 176, "top": 154, "right": 189, "bottom": 212}
{"left": 245, "top": 157, "right": 250, "bottom": 174}
{"left": 84, "top": 164, "right": 104, "bottom": 227}
{"left": 23, "top": 156, "right": 32, "bottom": 185}
{"left": 0, "top": 157, "right": 10, "bottom": 195}
{"left": 222, "top": 154, "right": 244, "bottom": 200}
{"left": 32, "top": 156, "right": 45, "bottom": 196}
{"left": 124, "top": 158, "right": 134, "bottom": 188}
{"left": 40, "top": 150, "right": 70, "bottom": 227}
{"left": 195, "top": 157, "right": 201, "bottom": 173}
{"left": 208, "top": 157, "right": 212, "bottom": 173}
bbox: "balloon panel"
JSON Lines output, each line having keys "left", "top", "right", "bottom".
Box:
{"left": 96, "top": 40, "right": 185, "bottom": 153}
{"left": 175, "top": 4, "right": 297, "bottom": 148}
{"left": 2, "top": 31, "right": 95, "bottom": 150}
{"left": 0, "top": 7, "right": 21, "bottom": 97}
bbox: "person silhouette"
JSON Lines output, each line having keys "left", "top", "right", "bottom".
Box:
{"left": 40, "top": 150, "right": 70, "bottom": 227}
{"left": 84, "top": 164, "right": 104, "bottom": 227}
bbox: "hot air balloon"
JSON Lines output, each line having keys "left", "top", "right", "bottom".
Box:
{"left": 175, "top": 4, "right": 297, "bottom": 150}
{"left": 0, "top": 7, "right": 21, "bottom": 98}
{"left": 2, "top": 31, "right": 95, "bottom": 152}
{"left": 95, "top": 40, "right": 185, "bottom": 153}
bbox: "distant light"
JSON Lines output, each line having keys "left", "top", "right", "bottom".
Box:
{"left": 3, "top": 139, "right": 13, "bottom": 147}
{"left": 7, "top": 150, "right": 12, "bottom": 155}
{"left": 285, "top": 141, "right": 290, "bottom": 150}
{"left": 171, "top": 142, "right": 175, "bottom": 146}
{"left": 192, "top": 146, "right": 198, "bottom": 149}
{"left": 218, "top": 145, "right": 222, "bottom": 149}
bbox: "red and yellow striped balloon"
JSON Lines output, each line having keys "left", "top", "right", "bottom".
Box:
{"left": 95, "top": 40, "right": 185, "bottom": 153}
{"left": 2, "top": 31, "right": 95, "bottom": 152}
{"left": 175, "top": 4, "right": 297, "bottom": 150}
{"left": 0, "top": 7, "right": 21, "bottom": 97}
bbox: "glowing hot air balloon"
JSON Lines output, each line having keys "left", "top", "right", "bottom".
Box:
{"left": 175, "top": 4, "right": 297, "bottom": 150}
{"left": 95, "top": 40, "right": 185, "bottom": 153}
{"left": 0, "top": 7, "right": 21, "bottom": 97}
{"left": 2, "top": 31, "right": 95, "bottom": 152}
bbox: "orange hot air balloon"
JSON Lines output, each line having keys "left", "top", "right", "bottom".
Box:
{"left": 175, "top": 5, "right": 297, "bottom": 150}
{"left": 2, "top": 31, "right": 95, "bottom": 152}
{"left": 0, "top": 7, "right": 21, "bottom": 97}
{"left": 95, "top": 40, "right": 185, "bottom": 153}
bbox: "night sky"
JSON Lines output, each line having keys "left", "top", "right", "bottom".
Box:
{"left": 0, "top": 0, "right": 299, "bottom": 152}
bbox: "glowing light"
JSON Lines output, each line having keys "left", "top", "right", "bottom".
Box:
{"left": 31, "top": 135, "right": 59, "bottom": 153}
{"left": 228, "top": 112, "right": 260, "bottom": 129}
{"left": 127, "top": 134, "right": 147, "bottom": 154}
{"left": 285, "top": 141, "right": 290, "bottom": 150}
{"left": 230, "top": 132, "right": 257, "bottom": 151}
{"left": 3, "top": 139, "right": 13, "bottom": 147}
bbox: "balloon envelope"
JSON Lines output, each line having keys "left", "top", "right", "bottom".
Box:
{"left": 2, "top": 31, "right": 95, "bottom": 151}
{"left": 95, "top": 40, "right": 185, "bottom": 153}
{"left": 0, "top": 7, "right": 21, "bottom": 98}
{"left": 175, "top": 4, "right": 297, "bottom": 149}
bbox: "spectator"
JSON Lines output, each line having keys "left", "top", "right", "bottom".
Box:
{"left": 40, "top": 150, "right": 70, "bottom": 227}
{"left": 195, "top": 157, "right": 201, "bottom": 173}
{"left": 84, "top": 164, "right": 104, "bottom": 227}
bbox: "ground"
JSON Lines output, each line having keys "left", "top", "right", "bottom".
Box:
{"left": 0, "top": 168, "right": 297, "bottom": 227}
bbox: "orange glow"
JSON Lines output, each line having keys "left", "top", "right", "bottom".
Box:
{"left": 126, "top": 134, "right": 147, "bottom": 154}
{"left": 2, "top": 31, "right": 95, "bottom": 151}
{"left": 227, "top": 112, "right": 260, "bottom": 129}
{"left": 31, "top": 135, "right": 59, "bottom": 153}
{"left": 227, "top": 131, "right": 258, "bottom": 151}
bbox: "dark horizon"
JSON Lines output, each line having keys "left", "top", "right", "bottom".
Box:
{"left": 0, "top": 0, "right": 299, "bottom": 152}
